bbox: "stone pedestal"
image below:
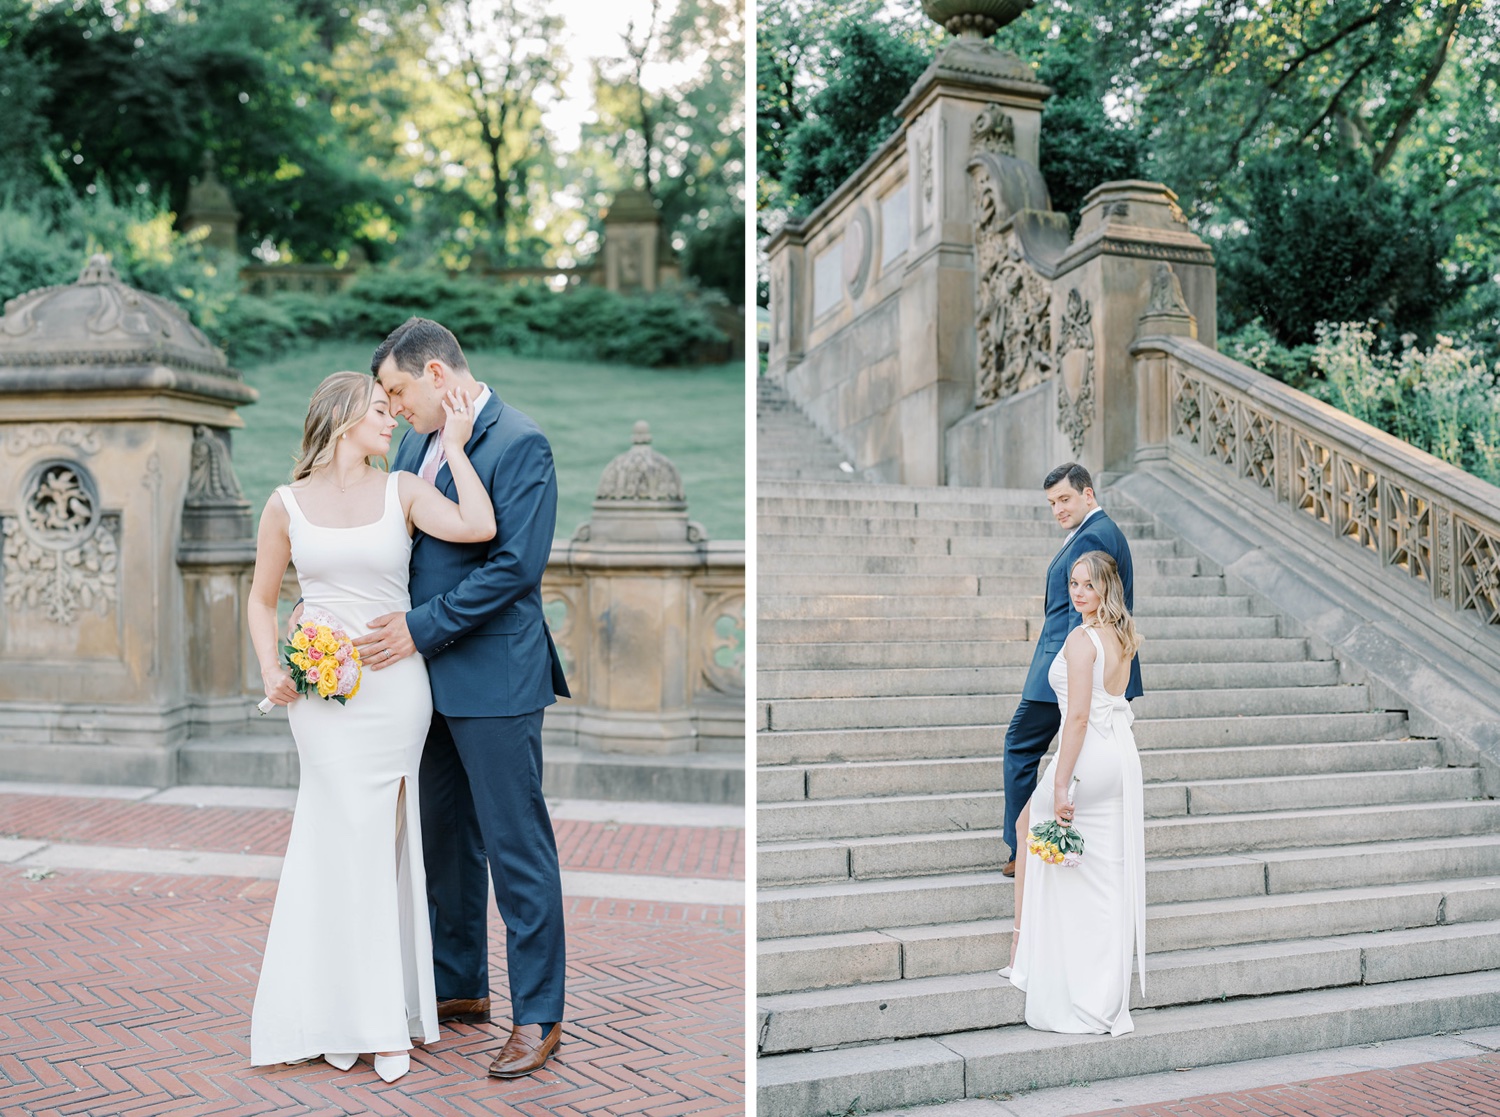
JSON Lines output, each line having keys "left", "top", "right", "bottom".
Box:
{"left": 0, "top": 256, "right": 258, "bottom": 783}
{"left": 545, "top": 422, "right": 743, "bottom": 755}
{"left": 602, "top": 190, "right": 679, "bottom": 293}
{"left": 180, "top": 154, "right": 240, "bottom": 254}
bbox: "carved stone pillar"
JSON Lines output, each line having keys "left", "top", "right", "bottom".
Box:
{"left": 0, "top": 255, "right": 258, "bottom": 784}
{"left": 1048, "top": 181, "right": 1216, "bottom": 473}
{"left": 1134, "top": 263, "right": 1199, "bottom": 463}
{"left": 549, "top": 421, "right": 742, "bottom": 755}
{"left": 892, "top": 37, "right": 1052, "bottom": 484}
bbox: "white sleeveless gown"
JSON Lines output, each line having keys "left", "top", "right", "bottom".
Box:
{"left": 1008, "top": 624, "right": 1146, "bottom": 1035}
{"left": 250, "top": 471, "right": 439, "bottom": 1064}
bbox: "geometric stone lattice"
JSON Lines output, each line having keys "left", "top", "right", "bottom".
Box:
{"left": 1456, "top": 517, "right": 1500, "bottom": 625}
{"left": 1383, "top": 482, "right": 1432, "bottom": 585}
{"left": 3, "top": 461, "right": 119, "bottom": 624}
{"left": 1337, "top": 457, "right": 1380, "bottom": 554}
{"left": 1293, "top": 435, "right": 1334, "bottom": 527}
{"left": 1241, "top": 407, "right": 1277, "bottom": 490}
{"left": 1170, "top": 368, "right": 1201, "bottom": 446}
{"left": 1205, "top": 388, "right": 1235, "bottom": 469}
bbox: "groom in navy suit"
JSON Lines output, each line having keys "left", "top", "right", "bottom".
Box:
{"left": 1000, "top": 462, "right": 1143, "bottom": 876}
{"left": 357, "top": 317, "right": 570, "bottom": 1078}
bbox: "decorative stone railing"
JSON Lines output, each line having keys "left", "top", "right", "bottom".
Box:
{"left": 1133, "top": 332, "right": 1500, "bottom": 667}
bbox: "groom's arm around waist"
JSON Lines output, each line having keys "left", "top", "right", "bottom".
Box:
{"left": 406, "top": 430, "right": 558, "bottom": 656}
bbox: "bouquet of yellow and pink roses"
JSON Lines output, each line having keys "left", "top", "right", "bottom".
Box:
{"left": 1027, "top": 776, "right": 1084, "bottom": 867}
{"left": 285, "top": 610, "right": 363, "bottom": 703}
{"left": 258, "top": 609, "right": 363, "bottom": 714}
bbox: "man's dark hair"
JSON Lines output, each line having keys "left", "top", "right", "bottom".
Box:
{"left": 370, "top": 317, "right": 468, "bottom": 378}
{"left": 1043, "top": 462, "right": 1093, "bottom": 494}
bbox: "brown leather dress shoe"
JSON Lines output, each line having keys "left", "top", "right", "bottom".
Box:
{"left": 1001, "top": 859, "right": 1016, "bottom": 877}
{"left": 487, "top": 1022, "right": 562, "bottom": 1078}
{"left": 437, "top": 997, "right": 491, "bottom": 1025}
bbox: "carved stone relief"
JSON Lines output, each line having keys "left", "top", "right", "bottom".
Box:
{"left": 3, "top": 460, "right": 119, "bottom": 624}
{"left": 970, "top": 104, "right": 1016, "bottom": 157}
{"left": 1146, "top": 262, "right": 1192, "bottom": 317}
{"left": 1054, "top": 289, "right": 1095, "bottom": 455}
{"left": 973, "top": 189, "right": 1053, "bottom": 405}
{"left": 701, "top": 591, "right": 745, "bottom": 695}
{"left": 4, "top": 423, "right": 102, "bottom": 458}
{"left": 186, "top": 426, "right": 245, "bottom": 503}
{"left": 913, "top": 113, "right": 937, "bottom": 232}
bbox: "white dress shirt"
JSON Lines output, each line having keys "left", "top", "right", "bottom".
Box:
{"left": 417, "top": 384, "right": 493, "bottom": 481}
{"left": 1063, "top": 504, "right": 1104, "bottom": 545}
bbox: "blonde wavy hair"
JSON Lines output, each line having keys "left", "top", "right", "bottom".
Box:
{"left": 1072, "top": 550, "right": 1142, "bottom": 660}
{"left": 291, "top": 371, "right": 385, "bottom": 482}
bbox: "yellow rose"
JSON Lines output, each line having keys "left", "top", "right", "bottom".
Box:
{"left": 290, "top": 652, "right": 311, "bottom": 670}
{"left": 291, "top": 631, "right": 310, "bottom": 651}
{"left": 317, "top": 662, "right": 339, "bottom": 696}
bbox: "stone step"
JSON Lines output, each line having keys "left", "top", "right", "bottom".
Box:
{"left": 755, "top": 969, "right": 1500, "bottom": 1114}
{"left": 758, "top": 514, "right": 1165, "bottom": 540}
{"left": 758, "top": 767, "right": 1479, "bottom": 845}
{"left": 757, "top": 660, "right": 1340, "bottom": 700}
{"left": 758, "top": 593, "right": 1040, "bottom": 620}
{"left": 758, "top": 802, "right": 1500, "bottom": 938}
{"left": 759, "top": 768, "right": 1475, "bottom": 883}
{"left": 761, "top": 684, "right": 1372, "bottom": 732}
{"left": 757, "top": 636, "right": 1312, "bottom": 670}
{"left": 758, "top": 552, "right": 1203, "bottom": 577}
{"left": 756, "top": 712, "right": 1409, "bottom": 765}
{"left": 760, "top": 835, "right": 1500, "bottom": 952}
{"left": 756, "top": 533, "right": 1189, "bottom": 559}
{"left": 756, "top": 573, "right": 1225, "bottom": 599}
{"left": 755, "top": 495, "right": 1061, "bottom": 521}
{"left": 758, "top": 739, "right": 1445, "bottom": 807}
{"left": 1136, "top": 615, "right": 1282, "bottom": 638}
{"left": 756, "top": 915, "right": 1500, "bottom": 1053}
{"left": 758, "top": 617, "right": 1033, "bottom": 644}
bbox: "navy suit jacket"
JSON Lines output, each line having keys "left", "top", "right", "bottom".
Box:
{"left": 1020, "top": 508, "right": 1145, "bottom": 703}
{"left": 395, "top": 392, "right": 570, "bottom": 717}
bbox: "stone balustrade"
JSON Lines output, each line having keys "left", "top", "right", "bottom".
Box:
{"left": 1134, "top": 330, "right": 1500, "bottom": 673}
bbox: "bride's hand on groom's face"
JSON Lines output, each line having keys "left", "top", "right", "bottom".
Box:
{"left": 354, "top": 611, "right": 417, "bottom": 670}
{"left": 439, "top": 389, "right": 476, "bottom": 451}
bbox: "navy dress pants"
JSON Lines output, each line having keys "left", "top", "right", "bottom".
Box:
{"left": 418, "top": 708, "right": 567, "bottom": 1025}
{"left": 1002, "top": 698, "right": 1062, "bottom": 859}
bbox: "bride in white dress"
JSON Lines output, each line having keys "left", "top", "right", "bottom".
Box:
{"left": 245, "top": 371, "right": 496, "bottom": 1081}
{"left": 1005, "top": 550, "right": 1147, "bottom": 1035}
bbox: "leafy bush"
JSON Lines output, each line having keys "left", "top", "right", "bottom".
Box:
{"left": 0, "top": 188, "right": 238, "bottom": 331}
{"left": 1227, "top": 317, "right": 1500, "bottom": 485}
{"left": 1310, "top": 324, "right": 1500, "bottom": 485}
{"left": 228, "top": 271, "right": 729, "bottom": 368}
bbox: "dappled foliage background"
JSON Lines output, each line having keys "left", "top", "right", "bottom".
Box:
{"left": 0, "top": 0, "right": 744, "bottom": 366}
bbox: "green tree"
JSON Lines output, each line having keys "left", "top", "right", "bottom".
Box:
{"left": 19, "top": 0, "right": 404, "bottom": 261}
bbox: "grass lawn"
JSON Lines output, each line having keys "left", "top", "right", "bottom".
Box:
{"left": 233, "top": 342, "right": 747, "bottom": 542}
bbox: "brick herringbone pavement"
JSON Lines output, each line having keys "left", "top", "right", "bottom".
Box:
{"left": 0, "top": 796, "right": 744, "bottom": 1117}
{"left": 0, "top": 794, "right": 744, "bottom": 879}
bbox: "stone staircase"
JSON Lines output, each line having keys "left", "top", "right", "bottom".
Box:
{"left": 755, "top": 478, "right": 1500, "bottom": 1116}
{"left": 758, "top": 377, "right": 856, "bottom": 482}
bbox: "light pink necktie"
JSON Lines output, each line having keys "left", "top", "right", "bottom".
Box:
{"left": 420, "top": 435, "right": 445, "bottom": 484}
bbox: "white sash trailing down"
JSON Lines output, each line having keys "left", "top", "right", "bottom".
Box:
{"left": 1084, "top": 626, "right": 1148, "bottom": 999}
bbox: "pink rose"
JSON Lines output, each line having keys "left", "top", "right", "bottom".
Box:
{"left": 336, "top": 647, "right": 351, "bottom": 663}
{"left": 308, "top": 648, "right": 324, "bottom": 660}
{"left": 331, "top": 630, "right": 346, "bottom": 641}
{"left": 338, "top": 665, "right": 359, "bottom": 693}
{"left": 302, "top": 625, "right": 317, "bottom": 638}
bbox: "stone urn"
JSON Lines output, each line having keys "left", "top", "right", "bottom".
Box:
{"left": 922, "top": 0, "right": 1035, "bottom": 38}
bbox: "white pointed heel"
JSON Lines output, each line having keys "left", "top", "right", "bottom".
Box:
{"left": 374, "top": 1052, "right": 410, "bottom": 1083}
{"left": 323, "top": 1052, "right": 358, "bottom": 1071}
{"left": 998, "top": 924, "right": 1021, "bottom": 979}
